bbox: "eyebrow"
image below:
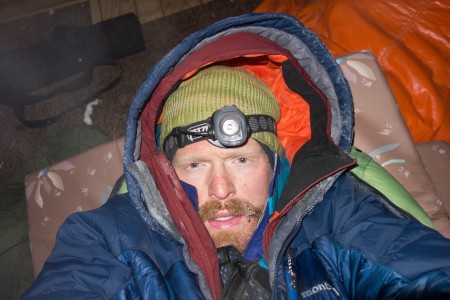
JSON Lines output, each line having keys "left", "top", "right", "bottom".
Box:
{"left": 174, "top": 146, "right": 264, "bottom": 163}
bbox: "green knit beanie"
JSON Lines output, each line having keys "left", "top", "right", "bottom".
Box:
{"left": 160, "top": 65, "right": 281, "bottom": 157}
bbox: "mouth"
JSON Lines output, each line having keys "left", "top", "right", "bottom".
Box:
{"left": 212, "top": 215, "right": 235, "bottom": 221}
{"left": 206, "top": 211, "right": 255, "bottom": 230}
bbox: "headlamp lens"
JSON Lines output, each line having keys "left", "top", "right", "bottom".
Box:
{"left": 222, "top": 118, "right": 240, "bottom": 135}
{"left": 213, "top": 106, "right": 249, "bottom": 147}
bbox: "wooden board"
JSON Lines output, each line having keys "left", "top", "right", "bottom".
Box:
{"left": 0, "top": 0, "right": 211, "bottom": 24}
{"left": 90, "top": 0, "right": 209, "bottom": 24}
{"left": 0, "top": 0, "right": 86, "bottom": 22}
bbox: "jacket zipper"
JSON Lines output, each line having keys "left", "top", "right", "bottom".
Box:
{"left": 266, "top": 161, "right": 356, "bottom": 298}
{"left": 263, "top": 161, "right": 355, "bottom": 259}
{"left": 286, "top": 250, "right": 297, "bottom": 290}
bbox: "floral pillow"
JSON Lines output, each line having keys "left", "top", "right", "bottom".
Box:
{"left": 25, "top": 138, "right": 124, "bottom": 275}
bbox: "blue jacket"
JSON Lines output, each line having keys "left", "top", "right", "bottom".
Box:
{"left": 22, "top": 13, "right": 450, "bottom": 299}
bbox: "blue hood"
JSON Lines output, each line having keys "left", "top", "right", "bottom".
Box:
{"left": 124, "top": 13, "right": 353, "bottom": 166}
{"left": 122, "top": 13, "right": 355, "bottom": 300}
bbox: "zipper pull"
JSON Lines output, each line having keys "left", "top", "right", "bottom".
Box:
{"left": 287, "top": 252, "right": 297, "bottom": 289}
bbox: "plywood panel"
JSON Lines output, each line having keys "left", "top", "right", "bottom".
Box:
{"left": 89, "top": 0, "right": 103, "bottom": 24}
{"left": 161, "top": 0, "right": 202, "bottom": 16}
{"left": 90, "top": 0, "right": 136, "bottom": 24}
{"left": 135, "top": 0, "right": 163, "bottom": 24}
{"left": 90, "top": 0, "right": 206, "bottom": 24}
{"left": 0, "top": 0, "right": 86, "bottom": 22}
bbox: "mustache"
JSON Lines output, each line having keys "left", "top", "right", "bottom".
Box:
{"left": 198, "top": 199, "right": 263, "bottom": 222}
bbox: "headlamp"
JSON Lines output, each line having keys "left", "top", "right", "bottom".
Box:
{"left": 211, "top": 105, "right": 250, "bottom": 147}
{"left": 163, "top": 105, "right": 276, "bottom": 156}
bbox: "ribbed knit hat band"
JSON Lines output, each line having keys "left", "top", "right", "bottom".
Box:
{"left": 160, "top": 65, "right": 281, "bottom": 158}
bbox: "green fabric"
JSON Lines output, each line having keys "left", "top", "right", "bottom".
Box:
{"left": 116, "top": 178, "right": 128, "bottom": 194}
{"left": 0, "top": 125, "right": 111, "bottom": 300}
{"left": 350, "top": 147, "right": 435, "bottom": 229}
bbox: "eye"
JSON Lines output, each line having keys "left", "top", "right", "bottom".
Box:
{"left": 237, "top": 157, "right": 249, "bottom": 164}
{"left": 188, "top": 162, "right": 199, "bottom": 169}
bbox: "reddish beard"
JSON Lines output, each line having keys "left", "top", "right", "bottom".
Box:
{"left": 198, "top": 199, "right": 264, "bottom": 252}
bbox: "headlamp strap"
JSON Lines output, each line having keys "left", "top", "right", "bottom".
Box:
{"left": 163, "top": 114, "right": 276, "bottom": 154}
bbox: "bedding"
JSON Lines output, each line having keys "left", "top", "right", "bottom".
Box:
{"left": 338, "top": 51, "right": 450, "bottom": 237}
{"left": 25, "top": 136, "right": 124, "bottom": 276}
{"left": 254, "top": 0, "right": 450, "bottom": 144}
{"left": 0, "top": 125, "right": 112, "bottom": 300}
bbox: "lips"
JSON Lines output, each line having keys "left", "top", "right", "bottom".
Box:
{"left": 213, "top": 215, "right": 234, "bottom": 221}
{"left": 206, "top": 211, "right": 245, "bottom": 230}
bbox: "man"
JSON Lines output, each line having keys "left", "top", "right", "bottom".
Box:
{"left": 22, "top": 13, "right": 450, "bottom": 299}
{"left": 162, "top": 66, "right": 281, "bottom": 259}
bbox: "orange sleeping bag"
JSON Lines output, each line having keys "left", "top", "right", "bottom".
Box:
{"left": 255, "top": 0, "right": 450, "bottom": 143}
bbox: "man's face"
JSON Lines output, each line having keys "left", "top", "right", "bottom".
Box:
{"left": 172, "top": 138, "right": 273, "bottom": 252}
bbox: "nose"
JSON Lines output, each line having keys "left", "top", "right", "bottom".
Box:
{"left": 208, "top": 166, "right": 235, "bottom": 201}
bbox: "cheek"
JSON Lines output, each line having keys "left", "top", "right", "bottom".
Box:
{"left": 236, "top": 168, "right": 272, "bottom": 201}
{"left": 184, "top": 173, "right": 210, "bottom": 205}
{"left": 175, "top": 166, "right": 207, "bottom": 185}
{"left": 174, "top": 169, "right": 208, "bottom": 196}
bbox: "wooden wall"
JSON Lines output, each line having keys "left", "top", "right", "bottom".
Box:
{"left": 0, "top": 0, "right": 213, "bottom": 24}
{"left": 91, "top": 0, "right": 213, "bottom": 24}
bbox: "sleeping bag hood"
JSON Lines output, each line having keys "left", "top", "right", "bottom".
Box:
{"left": 123, "top": 13, "right": 355, "bottom": 299}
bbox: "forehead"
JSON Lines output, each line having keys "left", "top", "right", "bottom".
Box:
{"left": 172, "top": 138, "right": 265, "bottom": 161}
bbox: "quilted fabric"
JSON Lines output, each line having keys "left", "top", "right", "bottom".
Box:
{"left": 254, "top": 0, "right": 450, "bottom": 143}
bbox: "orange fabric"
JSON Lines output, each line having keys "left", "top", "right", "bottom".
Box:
{"left": 239, "top": 61, "right": 312, "bottom": 163}
{"left": 255, "top": 0, "right": 450, "bottom": 143}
